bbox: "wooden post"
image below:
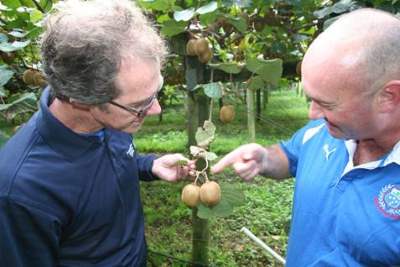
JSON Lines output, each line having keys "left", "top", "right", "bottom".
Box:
{"left": 185, "top": 55, "right": 209, "bottom": 267}
{"left": 246, "top": 87, "right": 256, "bottom": 142}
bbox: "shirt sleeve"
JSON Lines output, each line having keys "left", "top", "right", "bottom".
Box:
{"left": 0, "top": 197, "right": 60, "bottom": 267}
{"left": 280, "top": 120, "right": 325, "bottom": 177}
{"left": 136, "top": 154, "right": 158, "bottom": 181}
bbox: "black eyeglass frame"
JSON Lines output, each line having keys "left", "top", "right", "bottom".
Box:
{"left": 108, "top": 76, "right": 163, "bottom": 117}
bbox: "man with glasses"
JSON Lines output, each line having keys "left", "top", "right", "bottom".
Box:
{"left": 0, "top": 0, "right": 193, "bottom": 266}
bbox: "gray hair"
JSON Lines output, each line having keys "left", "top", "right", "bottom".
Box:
{"left": 322, "top": 8, "right": 400, "bottom": 95}
{"left": 41, "top": 0, "right": 167, "bottom": 104}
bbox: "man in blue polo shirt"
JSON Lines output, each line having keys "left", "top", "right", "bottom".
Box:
{"left": 212, "top": 8, "right": 400, "bottom": 266}
{"left": 0, "top": 0, "right": 193, "bottom": 266}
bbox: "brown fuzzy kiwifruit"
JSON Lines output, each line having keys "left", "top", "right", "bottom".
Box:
{"left": 195, "top": 38, "right": 210, "bottom": 55}
{"left": 186, "top": 39, "right": 197, "bottom": 56}
{"left": 198, "top": 48, "right": 213, "bottom": 64}
{"left": 22, "top": 69, "right": 36, "bottom": 85}
{"left": 219, "top": 105, "right": 235, "bottom": 123}
{"left": 200, "top": 181, "right": 221, "bottom": 207}
{"left": 181, "top": 184, "right": 200, "bottom": 208}
{"left": 32, "top": 71, "right": 47, "bottom": 87}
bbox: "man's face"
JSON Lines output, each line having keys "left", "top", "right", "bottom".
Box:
{"left": 90, "top": 58, "right": 162, "bottom": 133}
{"left": 301, "top": 51, "right": 378, "bottom": 140}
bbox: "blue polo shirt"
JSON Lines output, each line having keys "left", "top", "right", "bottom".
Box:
{"left": 280, "top": 119, "right": 400, "bottom": 266}
{"left": 0, "top": 88, "right": 157, "bottom": 266}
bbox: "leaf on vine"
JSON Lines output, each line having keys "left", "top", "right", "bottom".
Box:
{"left": 197, "top": 183, "right": 245, "bottom": 219}
{"left": 205, "top": 151, "right": 217, "bottom": 161}
{"left": 196, "top": 2, "right": 217, "bottom": 15}
{"left": 195, "top": 120, "right": 216, "bottom": 148}
{"left": 202, "top": 82, "right": 223, "bottom": 99}
{"left": 173, "top": 8, "right": 195, "bottom": 22}
{"left": 197, "top": 199, "right": 232, "bottom": 219}
{"left": 209, "top": 62, "right": 243, "bottom": 74}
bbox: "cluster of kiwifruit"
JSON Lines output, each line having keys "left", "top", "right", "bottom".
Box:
{"left": 181, "top": 180, "right": 221, "bottom": 208}
{"left": 186, "top": 38, "right": 213, "bottom": 64}
{"left": 22, "top": 69, "right": 47, "bottom": 88}
{"left": 219, "top": 105, "right": 235, "bottom": 123}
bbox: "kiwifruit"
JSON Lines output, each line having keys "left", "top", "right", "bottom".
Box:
{"left": 199, "top": 181, "right": 221, "bottom": 207}
{"left": 198, "top": 48, "right": 213, "bottom": 64}
{"left": 182, "top": 184, "right": 200, "bottom": 208}
{"left": 22, "top": 69, "right": 36, "bottom": 85}
{"left": 33, "top": 71, "right": 47, "bottom": 87}
{"left": 195, "top": 38, "right": 210, "bottom": 56}
{"left": 186, "top": 39, "right": 198, "bottom": 56}
{"left": 219, "top": 105, "right": 235, "bottom": 123}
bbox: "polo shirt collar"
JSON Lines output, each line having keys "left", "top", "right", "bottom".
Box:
{"left": 342, "top": 139, "right": 400, "bottom": 176}
{"left": 36, "top": 87, "right": 105, "bottom": 159}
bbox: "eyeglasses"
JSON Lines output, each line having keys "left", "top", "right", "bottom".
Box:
{"left": 109, "top": 77, "right": 163, "bottom": 117}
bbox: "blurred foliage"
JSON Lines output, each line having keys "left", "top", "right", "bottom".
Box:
{"left": 1, "top": 0, "right": 400, "bottom": 127}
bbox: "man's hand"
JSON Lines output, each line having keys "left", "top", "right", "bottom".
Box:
{"left": 211, "top": 143, "right": 268, "bottom": 181}
{"left": 152, "top": 154, "right": 195, "bottom": 182}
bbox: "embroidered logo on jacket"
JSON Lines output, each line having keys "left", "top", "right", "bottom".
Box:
{"left": 126, "top": 143, "right": 135, "bottom": 158}
{"left": 375, "top": 184, "right": 400, "bottom": 220}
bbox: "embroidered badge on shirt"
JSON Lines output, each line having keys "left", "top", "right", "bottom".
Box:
{"left": 126, "top": 143, "right": 135, "bottom": 158}
{"left": 375, "top": 184, "right": 400, "bottom": 220}
{"left": 323, "top": 144, "right": 336, "bottom": 160}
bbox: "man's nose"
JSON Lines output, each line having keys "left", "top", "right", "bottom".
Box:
{"left": 145, "top": 98, "right": 162, "bottom": 116}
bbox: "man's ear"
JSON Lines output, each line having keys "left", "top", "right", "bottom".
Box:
{"left": 376, "top": 80, "right": 400, "bottom": 113}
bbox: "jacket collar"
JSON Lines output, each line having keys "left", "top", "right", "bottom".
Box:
{"left": 36, "top": 87, "right": 105, "bottom": 159}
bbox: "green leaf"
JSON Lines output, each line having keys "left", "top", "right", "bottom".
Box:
{"left": 220, "top": 183, "right": 246, "bottom": 207}
{"left": 199, "top": 11, "right": 218, "bottom": 26}
{"left": 0, "top": 33, "right": 8, "bottom": 43}
{"left": 160, "top": 20, "right": 186, "bottom": 37}
{"left": 138, "top": 0, "right": 174, "bottom": 11}
{"left": 173, "top": 8, "right": 195, "bottom": 21}
{"left": 30, "top": 8, "right": 43, "bottom": 23}
{"left": 196, "top": 2, "right": 217, "bottom": 15}
{"left": 332, "top": 0, "right": 354, "bottom": 14}
{"left": 197, "top": 199, "right": 233, "bottom": 219}
{"left": 0, "top": 92, "right": 37, "bottom": 117}
{"left": 8, "top": 29, "right": 27, "bottom": 38}
{"left": 202, "top": 82, "right": 223, "bottom": 99}
{"left": 196, "top": 183, "right": 245, "bottom": 219}
{"left": 227, "top": 17, "right": 247, "bottom": 33}
{"left": 0, "top": 40, "right": 30, "bottom": 52}
{"left": 0, "top": 65, "right": 14, "bottom": 86}
{"left": 0, "top": 87, "right": 7, "bottom": 97}
{"left": 2, "top": 0, "right": 19, "bottom": 9}
{"left": 248, "top": 75, "right": 265, "bottom": 91}
{"left": 209, "top": 62, "right": 243, "bottom": 74}
{"left": 245, "top": 57, "right": 283, "bottom": 87}
{"left": 313, "top": 6, "right": 333, "bottom": 19}
{"left": 205, "top": 151, "right": 218, "bottom": 161}
{"left": 195, "top": 120, "right": 216, "bottom": 148}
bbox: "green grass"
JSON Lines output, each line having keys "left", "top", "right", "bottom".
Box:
{"left": 138, "top": 89, "right": 309, "bottom": 266}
